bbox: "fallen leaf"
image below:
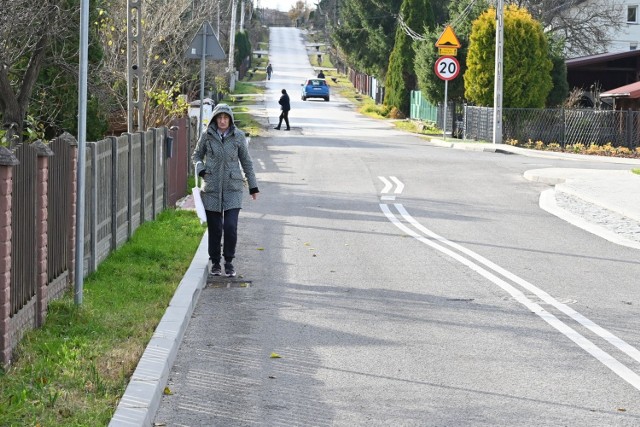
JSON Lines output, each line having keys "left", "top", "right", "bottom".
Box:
{"left": 163, "top": 387, "right": 172, "bottom": 395}
{"left": 257, "top": 247, "right": 264, "bottom": 251}
{"left": 270, "top": 352, "right": 281, "bottom": 358}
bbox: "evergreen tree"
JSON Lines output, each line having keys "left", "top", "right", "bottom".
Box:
{"left": 235, "top": 31, "right": 252, "bottom": 69}
{"left": 546, "top": 43, "right": 569, "bottom": 107}
{"left": 464, "top": 5, "right": 552, "bottom": 108}
{"left": 384, "top": 0, "right": 435, "bottom": 116}
{"left": 331, "top": 0, "right": 402, "bottom": 78}
{"left": 414, "top": 0, "right": 490, "bottom": 105}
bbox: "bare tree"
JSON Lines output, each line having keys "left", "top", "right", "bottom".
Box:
{"left": 1, "top": 0, "right": 237, "bottom": 143}
{"left": 0, "top": 0, "right": 74, "bottom": 146}
{"left": 509, "top": 0, "right": 625, "bottom": 57}
{"left": 95, "top": 0, "right": 236, "bottom": 132}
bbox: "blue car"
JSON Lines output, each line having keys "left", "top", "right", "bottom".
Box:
{"left": 301, "top": 78, "right": 330, "bottom": 101}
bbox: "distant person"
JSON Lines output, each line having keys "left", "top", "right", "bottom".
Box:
{"left": 317, "top": 70, "right": 325, "bottom": 79}
{"left": 266, "top": 63, "right": 273, "bottom": 80}
{"left": 275, "top": 89, "right": 290, "bottom": 131}
{"left": 192, "top": 103, "right": 259, "bottom": 278}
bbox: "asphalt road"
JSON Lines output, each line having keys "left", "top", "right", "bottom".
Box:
{"left": 153, "top": 27, "right": 640, "bottom": 426}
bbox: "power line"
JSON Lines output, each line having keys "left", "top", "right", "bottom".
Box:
{"left": 449, "top": 0, "right": 485, "bottom": 30}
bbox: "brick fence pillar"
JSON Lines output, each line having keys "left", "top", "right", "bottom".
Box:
{"left": 33, "top": 141, "right": 54, "bottom": 327}
{"left": 0, "top": 147, "right": 19, "bottom": 367}
{"left": 59, "top": 133, "right": 78, "bottom": 288}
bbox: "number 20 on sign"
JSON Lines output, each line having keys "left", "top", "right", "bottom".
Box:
{"left": 434, "top": 56, "right": 460, "bottom": 81}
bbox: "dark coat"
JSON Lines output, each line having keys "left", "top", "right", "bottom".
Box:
{"left": 192, "top": 104, "right": 259, "bottom": 212}
{"left": 278, "top": 93, "right": 291, "bottom": 111}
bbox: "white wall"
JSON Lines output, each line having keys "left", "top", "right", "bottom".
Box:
{"left": 594, "top": 0, "right": 640, "bottom": 53}
{"left": 562, "top": 0, "right": 640, "bottom": 55}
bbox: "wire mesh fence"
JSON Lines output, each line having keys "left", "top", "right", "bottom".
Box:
{"left": 464, "top": 106, "right": 640, "bottom": 148}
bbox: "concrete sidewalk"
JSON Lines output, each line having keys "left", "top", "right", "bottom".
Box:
{"left": 109, "top": 139, "right": 640, "bottom": 426}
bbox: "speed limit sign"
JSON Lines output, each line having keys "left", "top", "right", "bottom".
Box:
{"left": 434, "top": 56, "right": 460, "bottom": 81}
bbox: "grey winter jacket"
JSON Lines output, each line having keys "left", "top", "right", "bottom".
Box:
{"left": 192, "top": 104, "right": 259, "bottom": 212}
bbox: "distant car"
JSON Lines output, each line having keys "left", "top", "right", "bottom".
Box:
{"left": 301, "top": 78, "right": 330, "bottom": 101}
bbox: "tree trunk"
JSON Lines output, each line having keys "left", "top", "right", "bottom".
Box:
{"left": 0, "top": 33, "right": 48, "bottom": 148}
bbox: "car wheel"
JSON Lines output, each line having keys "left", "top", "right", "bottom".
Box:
{"left": 302, "top": 96, "right": 306, "bottom": 101}
{"left": 325, "top": 96, "right": 330, "bottom": 102}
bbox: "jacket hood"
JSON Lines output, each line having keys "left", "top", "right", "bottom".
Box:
{"left": 210, "top": 103, "right": 235, "bottom": 128}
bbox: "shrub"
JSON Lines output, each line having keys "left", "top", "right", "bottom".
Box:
{"left": 568, "top": 143, "right": 586, "bottom": 153}
{"left": 601, "top": 142, "right": 616, "bottom": 156}
{"left": 387, "top": 107, "right": 406, "bottom": 119}
{"left": 616, "top": 146, "right": 631, "bottom": 157}
{"left": 362, "top": 103, "right": 391, "bottom": 117}
{"left": 465, "top": 5, "right": 552, "bottom": 108}
{"left": 506, "top": 138, "right": 519, "bottom": 146}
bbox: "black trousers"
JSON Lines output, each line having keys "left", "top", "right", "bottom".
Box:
{"left": 205, "top": 208, "right": 240, "bottom": 264}
{"left": 277, "top": 110, "right": 290, "bottom": 129}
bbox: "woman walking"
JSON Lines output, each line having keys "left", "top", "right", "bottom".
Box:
{"left": 192, "top": 103, "right": 259, "bottom": 277}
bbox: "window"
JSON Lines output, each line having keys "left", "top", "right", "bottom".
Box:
{"left": 628, "top": 5, "right": 638, "bottom": 24}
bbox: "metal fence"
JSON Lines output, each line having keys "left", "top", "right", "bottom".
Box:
{"left": 81, "top": 130, "right": 168, "bottom": 275}
{"left": 2, "top": 119, "right": 192, "bottom": 366}
{"left": 12, "top": 144, "right": 37, "bottom": 315}
{"left": 464, "top": 105, "right": 640, "bottom": 148}
{"left": 410, "top": 91, "right": 438, "bottom": 122}
{"left": 347, "top": 68, "right": 384, "bottom": 104}
{"left": 47, "top": 134, "right": 75, "bottom": 300}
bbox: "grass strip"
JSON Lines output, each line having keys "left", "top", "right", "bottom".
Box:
{"left": 0, "top": 209, "right": 204, "bottom": 426}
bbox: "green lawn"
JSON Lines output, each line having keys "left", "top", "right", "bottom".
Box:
{"left": 0, "top": 209, "right": 204, "bottom": 426}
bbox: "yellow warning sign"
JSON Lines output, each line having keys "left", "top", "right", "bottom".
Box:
{"left": 435, "top": 25, "right": 461, "bottom": 49}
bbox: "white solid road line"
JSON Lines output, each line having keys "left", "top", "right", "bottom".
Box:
{"left": 394, "top": 203, "right": 640, "bottom": 365}
{"left": 379, "top": 202, "right": 640, "bottom": 392}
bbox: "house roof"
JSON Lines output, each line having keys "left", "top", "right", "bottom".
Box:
{"left": 566, "top": 49, "right": 640, "bottom": 68}
{"left": 600, "top": 81, "right": 640, "bottom": 99}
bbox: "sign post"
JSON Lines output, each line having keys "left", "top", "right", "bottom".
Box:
{"left": 435, "top": 26, "right": 462, "bottom": 139}
{"left": 186, "top": 21, "right": 226, "bottom": 138}
{"left": 434, "top": 56, "right": 460, "bottom": 138}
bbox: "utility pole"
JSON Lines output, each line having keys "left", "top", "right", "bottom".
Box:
{"left": 228, "top": 0, "right": 238, "bottom": 90}
{"left": 492, "top": 0, "right": 504, "bottom": 144}
{"left": 75, "top": 0, "right": 89, "bottom": 305}
{"left": 240, "top": 0, "right": 245, "bottom": 32}
{"left": 127, "top": 0, "right": 144, "bottom": 132}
